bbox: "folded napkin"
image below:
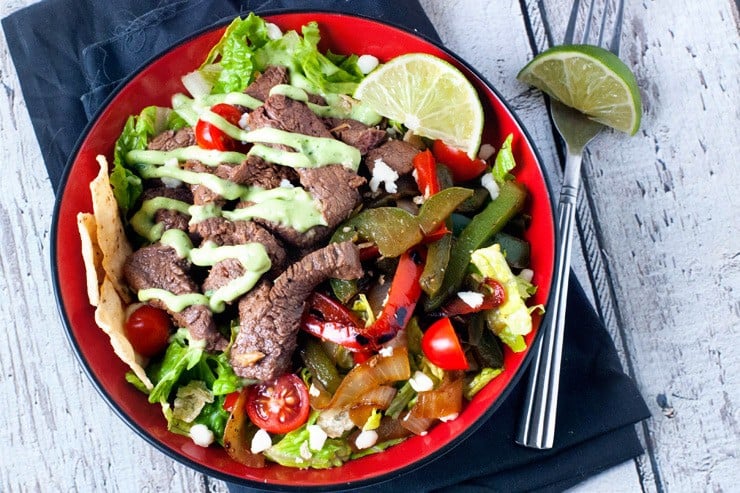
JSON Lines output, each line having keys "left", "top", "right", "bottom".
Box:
{"left": 3, "top": 1, "right": 650, "bottom": 491}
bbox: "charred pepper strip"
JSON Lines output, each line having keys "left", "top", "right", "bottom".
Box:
{"left": 425, "top": 181, "right": 527, "bottom": 311}
{"left": 419, "top": 233, "right": 452, "bottom": 297}
{"left": 299, "top": 338, "right": 343, "bottom": 394}
{"left": 301, "top": 292, "right": 366, "bottom": 352}
{"left": 361, "top": 248, "right": 425, "bottom": 347}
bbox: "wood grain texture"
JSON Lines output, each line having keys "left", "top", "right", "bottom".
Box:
{"left": 1, "top": 0, "right": 738, "bottom": 492}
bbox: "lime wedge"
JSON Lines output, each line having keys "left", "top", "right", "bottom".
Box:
{"left": 354, "top": 53, "right": 484, "bottom": 158}
{"left": 517, "top": 45, "right": 642, "bottom": 135}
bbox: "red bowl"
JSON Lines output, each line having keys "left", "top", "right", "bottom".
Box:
{"left": 52, "top": 11, "right": 555, "bottom": 490}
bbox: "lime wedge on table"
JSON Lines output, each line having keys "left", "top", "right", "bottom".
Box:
{"left": 517, "top": 44, "right": 642, "bottom": 135}
{"left": 354, "top": 53, "right": 484, "bottom": 158}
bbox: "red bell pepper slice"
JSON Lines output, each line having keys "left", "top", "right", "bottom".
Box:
{"left": 432, "top": 139, "right": 487, "bottom": 183}
{"left": 437, "top": 278, "right": 506, "bottom": 317}
{"left": 301, "top": 292, "right": 367, "bottom": 352}
{"left": 413, "top": 150, "right": 449, "bottom": 242}
{"left": 362, "top": 248, "right": 426, "bottom": 347}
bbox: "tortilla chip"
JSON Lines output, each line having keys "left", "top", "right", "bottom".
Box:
{"left": 77, "top": 212, "right": 104, "bottom": 306}
{"left": 90, "top": 155, "right": 133, "bottom": 303}
{"left": 95, "top": 278, "right": 153, "bottom": 390}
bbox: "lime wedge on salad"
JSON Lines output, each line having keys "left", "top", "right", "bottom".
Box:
{"left": 354, "top": 53, "right": 484, "bottom": 158}
{"left": 517, "top": 44, "right": 642, "bottom": 135}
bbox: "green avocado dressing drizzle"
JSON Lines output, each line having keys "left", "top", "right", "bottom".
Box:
{"left": 138, "top": 229, "right": 271, "bottom": 313}
{"left": 130, "top": 197, "right": 192, "bottom": 242}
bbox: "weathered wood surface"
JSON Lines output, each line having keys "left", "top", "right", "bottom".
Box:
{"left": 1, "top": 0, "right": 738, "bottom": 491}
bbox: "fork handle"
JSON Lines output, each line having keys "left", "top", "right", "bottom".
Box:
{"left": 516, "top": 155, "right": 580, "bottom": 449}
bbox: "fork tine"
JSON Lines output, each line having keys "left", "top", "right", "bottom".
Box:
{"left": 563, "top": 0, "right": 626, "bottom": 55}
{"left": 563, "top": 0, "right": 582, "bottom": 44}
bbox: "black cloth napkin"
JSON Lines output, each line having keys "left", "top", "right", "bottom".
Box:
{"left": 3, "top": 1, "right": 651, "bottom": 491}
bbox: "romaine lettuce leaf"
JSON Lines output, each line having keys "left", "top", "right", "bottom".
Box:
{"left": 111, "top": 106, "right": 186, "bottom": 214}
{"left": 265, "top": 413, "right": 352, "bottom": 469}
{"left": 199, "top": 14, "right": 363, "bottom": 96}
{"left": 147, "top": 329, "right": 205, "bottom": 404}
{"left": 470, "top": 244, "right": 533, "bottom": 352}
{"left": 491, "top": 134, "right": 516, "bottom": 183}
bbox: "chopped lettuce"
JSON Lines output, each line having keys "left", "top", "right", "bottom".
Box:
{"left": 198, "top": 14, "right": 363, "bottom": 96}
{"left": 173, "top": 380, "right": 213, "bottom": 423}
{"left": 491, "top": 134, "right": 516, "bottom": 183}
{"left": 470, "top": 244, "right": 534, "bottom": 352}
{"left": 147, "top": 329, "right": 205, "bottom": 404}
{"left": 264, "top": 413, "right": 352, "bottom": 469}
{"left": 111, "top": 106, "right": 186, "bottom": 214}
{"left": 464, "top": 367, "right": 503, "bottom": 400}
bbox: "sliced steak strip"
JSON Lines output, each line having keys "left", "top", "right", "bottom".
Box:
{"left": 123, "top": 244, "right": 227, "bottom": 351}
{"left": 141, "top": 186, "right": 194, "bottom": 234}
{"left": 325, "top": 118, "right": 387, "bottom": 155}
{"left": 244, "top": 65, "right": 289, "bottom": 102}
{"left": 193, "top": 217, "right": 287, "bottom": 274}
{"left": 182, "top": 160, "right": 227, "bottom": 207}
{"left": 247, "top": 94, "right": 332, "bottom": 139}
{"left": 231, "top": 241, "right": 363, "bottom": 381}
{"left": 218, "top": 154, "right": 298, "bottom": 189}
{"left": 147, "top": 127, "right": 196, "bottom": 151}
{"left": 365, "top": 139, "right": 420, "bottom": 175}
{"left": 255, "top": 164, "right": 365, "bottom": 248}
{"left": 202, "top": 258, "right": 245, "bottom": 294}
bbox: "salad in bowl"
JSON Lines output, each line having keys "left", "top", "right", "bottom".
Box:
{"left": 54, "top": 11, "right": 554, "bottom": 488}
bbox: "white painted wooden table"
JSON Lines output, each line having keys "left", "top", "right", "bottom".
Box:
{"left": 1, "top": 0, "right": 738, "bottom": 491}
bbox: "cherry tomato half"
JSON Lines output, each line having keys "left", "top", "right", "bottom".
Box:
{"left": 421, "top": 317, "right": 469, "bottom": 371}
{"left": 124, "top": 305, "right": 172, "bottom": 357}
{"left": 195, "top": 103, "right": 243, "bottom": 151}
{"left": 245, "top": 374, "right": 310, "bottom": 434}
{"left": 432, "top": 139, "right": 487, "bottom": 182}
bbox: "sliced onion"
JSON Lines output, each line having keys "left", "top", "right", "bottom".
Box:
{"left": 400, "top": 410, "right": 435, "bottom": 435}
{"left": 327, "top": 347, "right": 410, "bottom": 409}
{"left": 414, "top": 375, "right": 463, "bottom": 420}
{"left": 181, "top": 69, "right": 212, "bottom": 99}
{"left": 348, "top": 385, "right": 398, "bottom": 427}
{"left": 222, "top": 390, "right": 266, "bottom": 468}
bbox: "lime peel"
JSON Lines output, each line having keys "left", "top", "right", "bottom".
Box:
{"left": 355, "top": 53, "right": 484, "bottom": 157}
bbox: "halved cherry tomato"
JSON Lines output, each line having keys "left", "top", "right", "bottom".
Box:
{"left": 245, "top": 374, "right": 311, "bottom": 434}
{"left": 432, "top": 139, "right": 487, "bottom": 182}
{"left": 124, "top": 305, "right": 172, "bottom": 357}
{"left": 223, "top": 391, "right": 241, "bottom": 413}
{"left": 421, "top": 317, "right": 469, "bottom": 370}
{"left": 195, "top": 103, "right": 243, "bottom": 151}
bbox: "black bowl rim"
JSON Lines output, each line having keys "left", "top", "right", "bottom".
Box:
{"left": 51, "top": 9, "right": 556, "bottom": 491}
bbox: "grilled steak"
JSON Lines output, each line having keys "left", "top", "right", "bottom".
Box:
{"left": 244, "top": 65, "right": 289, "bottom": 102}
{"left": 326, "top": 118, "right": 387, "bottom": 155}
{"left": 147, "top": 127, "right": 196, "bottom": 151}
{"left": 365, "top": 139, "right": 420, "bottom": 175}
{"left": 123, "top": 243, "right": 227, "bottom": 351}
{"left": 247, "top": 94, "right": 333, "bottom": 139}
{"left": 141, "top": 186, "right": 193, "bottom": 234}
{"left": 230, "top": 241, "right": 362, "bottom": 380}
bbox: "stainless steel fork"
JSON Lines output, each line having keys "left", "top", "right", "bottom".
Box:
{"left": 516, "top": 0, "right": 626, "bottom": 450}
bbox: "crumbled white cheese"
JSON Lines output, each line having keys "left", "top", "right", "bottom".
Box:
{"left": 317, "top": 408, "right": 355, "bottom": 438}
{"left": 481, "top": 173, "right": 500, "bottom": 200}
{"left": 439, "top": 413, "right": 459, "bottom": 422}
{"left": 518, "top": 268, "right": 534, "bottom": 283}
{"left": 357, "top": 54, "right": 380, "bottom": 74}
{"left": 279, "top": 178, "right": 295, "bottom": 188}
{"left": 308, "top": 383, "right": 321, "bottom": 397}
{"left": 300, "top": 441, "right": 313, "bottom": 460}
{"left": 265, "top": 22, "right": 283, "bottom": 40}
{"left": 457, "top": 291, "right": 485, "bottom": 309}
{"left": 378, "top": 346, "right": 394, "bottom": 358}
{"left": 238, "top": 111, "right": 250, "bottom": 130}
{"left": 189, "top": 424, "right": 214, "bottom": 447}
{"left": 250, "top": 428, "right": 272, "bottom": 454}
{"left": 478, "top": 143, "right": 496, "bottom": 160}
{"left": 408, "top": 370, "right": 434, "bottom": 392}
{"left": 307, "top": 424, "right": 328, "bottom": 451}
{"left": 369, "top": 159, "right": 400, "bottom": 193}
{"left": 354, "top": 429, "right": 379, "bottom": 450}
